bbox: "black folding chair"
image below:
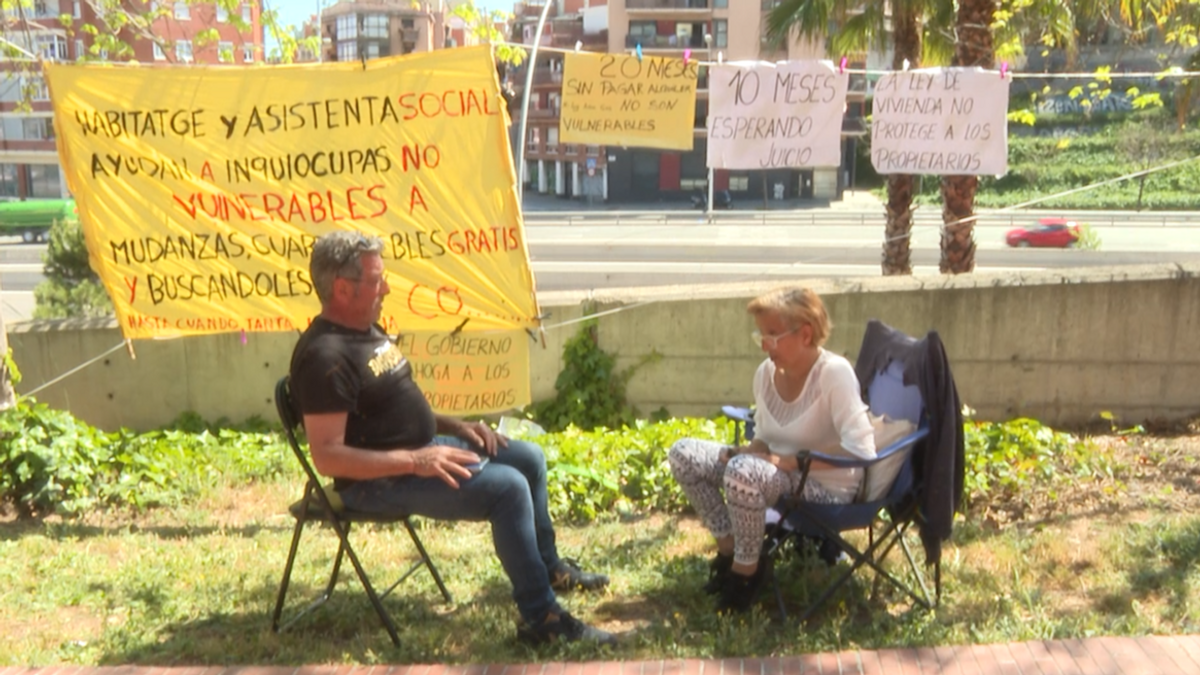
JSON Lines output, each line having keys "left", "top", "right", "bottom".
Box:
{"left": 271, "top": 376, "right": 452, "bottom": 646}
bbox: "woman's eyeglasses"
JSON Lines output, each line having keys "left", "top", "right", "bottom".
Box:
{"left": 751, "top": 328, "right": 797, "bottom": 349}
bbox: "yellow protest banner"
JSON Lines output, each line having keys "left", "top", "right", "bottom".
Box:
{"left": 45, "top": 46, "right": 539, "bottom": 414}
{"left": 560, "top": 52, "right": 697, "bottom": 150}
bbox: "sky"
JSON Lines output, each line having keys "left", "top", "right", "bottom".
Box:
{"left": 267, "top": 0, "right": 509, "bottom": 33}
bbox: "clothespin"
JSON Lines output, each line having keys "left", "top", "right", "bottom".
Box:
{"left": 902, "top": 58, "right": 910, "bottom": 71}
{"left": 999, "top": 62, "right": 1009, "bottom": 79}
{"left": 683, "top": 48, "right": 691, "bottom": 65}
{"left": 240, "top": 329, "right": 247, "bottom": 345}
{"left": 839, "top": 56, "right": 847, "bottom": 74}
{"left": 449, "top": 317, "right": 470, "bottom": 337}
{"left": 125, "top": 338, "right": 137, "bottom": 361}
{"left": 574, "top": 40, "right": 582, "bottom": 52}
{"left": 635, "top": 43, "right": 642, "bottom": 62}
{"left": 717, "top": 51, "right": 724, "bottom": 64}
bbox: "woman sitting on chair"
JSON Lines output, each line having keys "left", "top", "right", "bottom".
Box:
{"left": 668, "top": 286, "right": 876, "bottom": 613}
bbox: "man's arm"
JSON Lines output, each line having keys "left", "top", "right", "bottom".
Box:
{"left": 305, "top": 411, "right": 479, "bottom": 488}
{"left": 434, "top": 413, "right": 507, "bottom": 456}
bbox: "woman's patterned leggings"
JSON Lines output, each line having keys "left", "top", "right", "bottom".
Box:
{"left": 668, "top": 437, "right": 839, "bottom": 566}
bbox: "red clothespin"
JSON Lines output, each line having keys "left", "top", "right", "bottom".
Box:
{"left": 683, "top": 48, "right": 691, "bottom": 65}
{"left": 839, "top": 56, "right": 847, "bottom": 74}
{"left": 1000, "top": 62, "right": 1009, "bottom": 79}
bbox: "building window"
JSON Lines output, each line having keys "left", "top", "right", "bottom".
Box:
{"left": 337, "top": 40, "right": 357, "bottom": 61}
{"left": 548, "top": 92, "right": 560, "bottom": 112}
{"left": 218, "top": 40, "right": 233, "bottom": 62}
{"left": 547, "top": 127, "right": 559, "bottom": 149}
{"left": 401, "top": 18, "right": 415, "bottom": 29}
{"left": 73, "top": 0, "right": 81, "bottom": 18}
{"left": 714, "top": 0, "right": 727, "bottom": 6}
{"left": 586, "top": 145, "right": 600, "bottom": 156}
{"left": 336, "top": 14, "right": 358, "bottom": 40}
{"left": 22, "top": 118, "right": 54, "bottom": 141}
{"left": 36, "top": 35, "right": 68, "bottom": 61}
{"left": 629, "top": 21, "right": 657, "bottom": 40}
{"left": 242, "top": 44, "right": 254, "bottom": 62}
{"left": 681, "top": 178, "right": 707, "bottom": 190}
{"left": 174, "top": 2, "right": 189, "bottom": 19}
{"left": 74, "top": 38, "right": 85, "bottom": 59}
{"left": 242, "top": 4, "right": 251, "bottom": 22}
{"left": 176, "top": 39, "right": 193, "bottom": 62}
{"left": 216, "top": 5, "right": 228, "bottom": 21}
{"left": 362, "top": 14, "right": 388, "bottom": 38}
{"left": 714, "top": 19, "right": 728, "bottom": 48}
{"left": 527, "top": 127, "right": 540, "bottom": 151}
{"left": 153, "top": 42, "right": 166, "bottom": 60}
{"left": 23, "top": 75, "right": 49, "bottom": 101}
{"left": 32, "top": 0, "right": 52, "bottom": 18}
{"left": 363, "top": 41, "right": 382, "bottom": 59}
{"left": 729, "top": 175, "right": 750, "bottom": 190}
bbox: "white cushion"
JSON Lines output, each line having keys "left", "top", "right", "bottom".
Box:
{"left": 863, "top": 414, "right": 917, "bottom": 501}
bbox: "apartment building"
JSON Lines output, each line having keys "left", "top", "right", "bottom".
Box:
{"left": 511, "top": 0, "right": 863, "bottom": 204}
{"left": 0, "top": 1, "right": 263, "bottom": 199}
{"left": 318, "top": 0, "right": 454, "bottom": 63}
{"left": 509, "top": 0, "right": 609, "bottom": 203}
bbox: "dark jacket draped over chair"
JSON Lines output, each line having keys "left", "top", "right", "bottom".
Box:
{"left": 854, "top": 319, "right": 965, "bottom": 562}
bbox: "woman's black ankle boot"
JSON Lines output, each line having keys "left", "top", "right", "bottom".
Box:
{"left": 703, "top": 552, "right": 734, "bottom": 595}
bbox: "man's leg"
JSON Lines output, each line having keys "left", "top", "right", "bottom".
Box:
{"left": 339, "top": 457, "right": 559, "bottom": 625}
{"left": 490, "top": 437, "right": 609, "bottom": 591}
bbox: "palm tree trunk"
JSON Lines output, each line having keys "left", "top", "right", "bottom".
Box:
{"left": 881, "top": 2, "right": 921, "bottom": 276}
{"left": 939, "top": 0, "right": 996, "bottom": 274}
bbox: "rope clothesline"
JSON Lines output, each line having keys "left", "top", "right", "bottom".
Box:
{"left": 497, "top": 40, "right": 1200, "bottom": 79}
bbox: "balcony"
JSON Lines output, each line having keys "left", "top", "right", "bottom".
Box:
{"left": 628, "top": 0, "right": 709, "bottom": 8}
{"left": 532, "top": 70, "right": 564, "bottom": 85}
{"left": 625, "top": 34, "right": 707, "bottom": 49}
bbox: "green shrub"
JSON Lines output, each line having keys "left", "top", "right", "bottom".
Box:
{"left": 0, "top": 399, "right": 289, "bottom": 517}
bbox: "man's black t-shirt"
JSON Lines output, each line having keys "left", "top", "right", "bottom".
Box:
{"left": 289, "top": 317, "right": 436, "bottom": 458}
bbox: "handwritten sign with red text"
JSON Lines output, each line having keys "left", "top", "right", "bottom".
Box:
{"left": 45, "top": 47, "right": 539, "bottom": 414}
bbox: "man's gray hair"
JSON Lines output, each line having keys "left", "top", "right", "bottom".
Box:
{"left": 310, "top": 231, "right": 385, "bottom": 304}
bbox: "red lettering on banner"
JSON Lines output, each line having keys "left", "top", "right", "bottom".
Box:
{"left": 436, "top": 286, "right": 463, "bottom": 315}
{"left": 200, "top": 161, "right": 214, "bottom": 182}
{"left": 407, "top": 284, "right": 436, "bottom": 319}
{"left": 409, "top": 186, "right": 428, "bottom": 213}
{"left": 123, "top": 276, "right": 138, "bottom": 302}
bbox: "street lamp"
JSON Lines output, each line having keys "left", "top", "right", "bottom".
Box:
{"left": 704, "top": 32, "right": 713, "bottom": 221}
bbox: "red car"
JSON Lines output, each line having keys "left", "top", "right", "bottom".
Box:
{"left": 1005, "top": 218, "right": 1081, "bottom": 248}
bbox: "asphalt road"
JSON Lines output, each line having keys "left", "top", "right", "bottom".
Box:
{"left": 3, "top": 212, "right": 1197, "bottom": 318}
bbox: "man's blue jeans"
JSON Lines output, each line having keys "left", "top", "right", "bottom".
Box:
{"left": 339, "top": 436, "right": 563, "bottom": 624}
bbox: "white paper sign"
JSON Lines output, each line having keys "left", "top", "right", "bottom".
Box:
{"left": 870, "top": 68, "right": 1010, "bottom": 176}
{"left": 707, "top": 61, "right": 848, "bottom": 169}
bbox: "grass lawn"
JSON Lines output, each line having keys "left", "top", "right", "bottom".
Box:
{"left": 3, "top": 428, "right": 1200, "bottom": 665}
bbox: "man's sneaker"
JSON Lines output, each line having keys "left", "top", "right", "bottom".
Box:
{"left": 550, "top": 558, "right": 610, "bottom": 592}
{"left": 517, "top": 610, "right": 618, "bottom": 645}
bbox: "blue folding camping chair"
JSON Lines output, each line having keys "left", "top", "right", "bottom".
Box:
{"left": 723, "top": 321, "right": 960, "bottom": 621}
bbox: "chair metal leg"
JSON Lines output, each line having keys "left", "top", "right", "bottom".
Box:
{"left": 330, "top": 519, "right": 402, "bottom": 647}
{"left": 404, "top": 518, "right": 454, "bottom": 603}
{"left": 272, "top": 512, "right": 307, "bottom": 633}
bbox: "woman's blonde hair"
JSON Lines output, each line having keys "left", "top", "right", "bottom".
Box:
{"left": 747, "top": 286, "right": 832, "bottom": 346}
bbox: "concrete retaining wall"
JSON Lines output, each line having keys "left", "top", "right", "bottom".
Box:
{"left": 8, "top": 263, "right": 1198, "bottom": 431}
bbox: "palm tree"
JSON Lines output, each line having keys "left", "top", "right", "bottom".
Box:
{"left": 938, "top": 0, "right": 997, "bottom": 274}
{"left": 766, "top": 0, "right": 939, "bottom": 276}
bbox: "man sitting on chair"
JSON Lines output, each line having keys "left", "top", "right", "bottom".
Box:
{"left": 288, "top": 230, "right": 614, "bottom": 645}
